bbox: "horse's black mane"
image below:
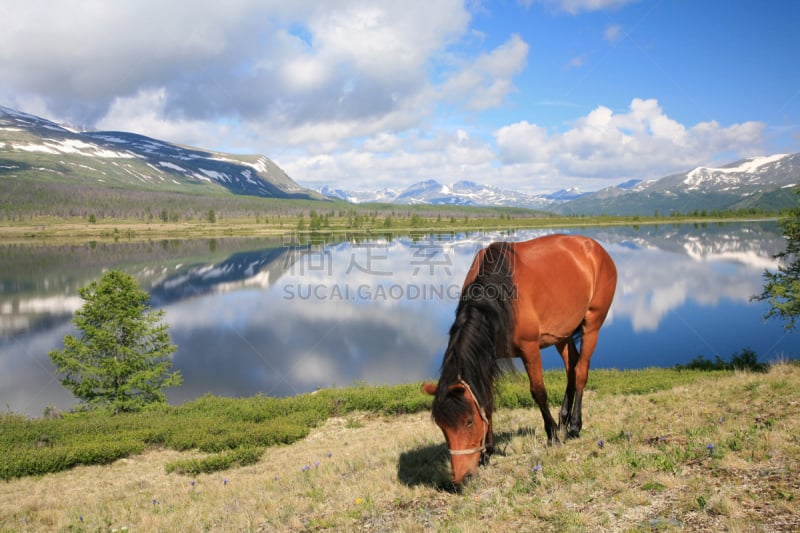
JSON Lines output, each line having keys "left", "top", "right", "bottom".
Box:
{"left": 432, "top": 241, "right": 516, "bottom": 427}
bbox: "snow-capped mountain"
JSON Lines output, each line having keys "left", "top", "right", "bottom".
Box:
{"left": 676, "top": 154, "right": 794, "bottom": 193}
{"left": 556, "top": 153, "right": 800, "bottom": 215}
{"left": 318, "top": 179, "right": 557, "bottom": 209}
{"left": 541, "top": 187, "right": 587, "bottom": 201}
{"left": 0, "top": 105, "right": 318, "bottom": 200}
{"left": 318, "top": 185, "right": 400, "bottom": 204}
{"left": 316, "top": 151, "right": 799, "bottom": 213}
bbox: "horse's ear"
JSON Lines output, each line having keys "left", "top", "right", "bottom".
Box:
{"left": 421, "top": 382, "right": 438, "bottom": 396}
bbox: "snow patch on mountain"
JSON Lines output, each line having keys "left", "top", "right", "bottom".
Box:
{"left": 689, "top": 154, "right": 788, "bottom": 177}
{"left": 684, "top": 154, "right": 791, "bottom": 191}
{"left": 318, "top": 179, "right": 558, "bottom": 209}
{"left": 0, "top": 105, "right": 318, "bottom": 200}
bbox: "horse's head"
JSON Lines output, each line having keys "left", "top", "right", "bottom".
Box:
{"left": 423, "top": 380, "right": 488, "bottom": 485}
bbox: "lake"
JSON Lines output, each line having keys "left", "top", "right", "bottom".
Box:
{"left": 1, "top": 221, "right": 796, "bottom": 416}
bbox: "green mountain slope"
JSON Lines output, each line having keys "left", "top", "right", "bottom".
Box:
{"left": 0, "top": 106, "right": 320, "bottom": 201}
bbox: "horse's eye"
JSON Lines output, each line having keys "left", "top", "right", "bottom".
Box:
{"left": 466, "top": 417, "right": 474, "bottom": 428}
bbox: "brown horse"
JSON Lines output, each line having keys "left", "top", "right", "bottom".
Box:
{"left": 422, "top": 234, "right": 617, "bottom": 485}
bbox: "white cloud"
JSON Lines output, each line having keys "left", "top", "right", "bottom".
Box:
{"left": 285, "top": 129, "right": 496, "bottom": 191}
{"left": 604, "top": 24, "right": 623, "bottom": 43}
{"left": 0, "top": 0, "right": 264, "bottom": 120}
{"left": 493, "top": 98, "right": 765, "bottom": 190}
{"left": 135, "top": 94, "right": 766, "bottom": 196}
{"left": 95, "top": 88, "right": 232, "bottom": 151}
{"left": 0, "top": 1, "right": 782, "bottom": 197}
{"left": 518, "top": 0, "right": 639, "bottom": 14}
{"left": 0, "top": 0, "right": 470, "bottom": 130}
{"left": 566, "top": 55, "right": 587, "bottom": 70}
{"left": 440, "top": 34, "right": 530, "bottom": 111}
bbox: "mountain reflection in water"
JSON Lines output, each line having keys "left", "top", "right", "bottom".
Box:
{"left": 0, "top": 221, "right": 796, "bottom": 416}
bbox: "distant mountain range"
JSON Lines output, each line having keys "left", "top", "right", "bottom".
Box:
{"left": 318, "top": 153, "right": 800, "bottom": 215}
{"left": 318, "top": 180, "right": 586, "bottom": 210}
{"left": 2, "top": 106, "right": 798, "bottom": 215}
{"left": 0, "top": 106, "right": 320, "bottom": 200}
{"left": 556, "top": 153, "right": 800, "bottom": 215}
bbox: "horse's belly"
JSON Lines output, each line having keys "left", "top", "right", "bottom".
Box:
{"left": 538, "top": 331, "right": 571, "bottom": 348}
{"left": 539, "top": 334, "right": 566, "bottom": 348}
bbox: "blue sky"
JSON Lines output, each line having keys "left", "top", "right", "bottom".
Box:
{"left": 1, "top": 0, "right": 798, "bottom": 194}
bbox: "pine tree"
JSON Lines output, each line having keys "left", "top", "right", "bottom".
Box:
{"left": 753, "top": 196, "right": 800, "bottom": 330}
{"left": 49, "top": 270, "right": 181, "bottom": 412}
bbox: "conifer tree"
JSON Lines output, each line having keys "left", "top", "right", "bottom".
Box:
{"left": 49, "top": 270, "right": 181, "bottom": 412}
{"left": 754, "top": 196, "right": 800, "bottom": 330}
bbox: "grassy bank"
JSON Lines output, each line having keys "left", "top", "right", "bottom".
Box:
{"left": 1, "top": 364, "right": 798, "bottom": 531}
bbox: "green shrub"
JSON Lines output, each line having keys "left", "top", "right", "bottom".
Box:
{"left": 675, "top": 348, "right": 768, "bottom": 373}
{"left": 165, "top": 447, "right": 264, "bottom": 475}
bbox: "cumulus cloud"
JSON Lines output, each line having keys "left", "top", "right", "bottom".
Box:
{"left": 56, "top": 1, "right": 528, "bottom": 161}
{"left": 493, "top": 98, "right": 765, "bottom": 190}
{"left": 283, "top": 128, "right": 496, "bottom": 190}
{"left": 439, "top": 34, "right": 529, "bottom": 111}
{"left": 0, "top": 0, "right": 469, "bottom": 131}
{"left": 0, "top": 0, "right": 265, "bottom": 122}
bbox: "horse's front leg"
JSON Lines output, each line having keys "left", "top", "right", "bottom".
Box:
{"left": 520, "top": 341, "right": 560, "bottom": 445}
{"left": 480, "top": 416, "right": 495, "bottom": 466}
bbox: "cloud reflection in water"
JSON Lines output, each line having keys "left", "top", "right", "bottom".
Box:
{"left": 0, "top": 221, "right": 795, "bottom": 416}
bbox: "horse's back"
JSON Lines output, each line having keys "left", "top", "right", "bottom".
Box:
{"left": 509, "top": 234, "right": 617, "bottom": 345}
{"left": 512, "top": 234, "right": 615, "bottom": 284}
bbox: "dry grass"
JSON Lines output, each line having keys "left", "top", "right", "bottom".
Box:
{"left": 1, "top": 365, "right": 798, "bottom": 532}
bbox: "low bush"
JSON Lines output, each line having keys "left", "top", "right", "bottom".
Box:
{"left": 675, "top": 348, "right": 768, "bottom": 372}
{"left": 165, "top": 447, "right": 265, "bottom": 475}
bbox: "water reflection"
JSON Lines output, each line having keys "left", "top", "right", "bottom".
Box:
{"left": 1, "top": 221, "right": 795, "bottom": 416}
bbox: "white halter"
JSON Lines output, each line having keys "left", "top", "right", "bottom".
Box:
{"left": 448, "top": 377, "right": 489, "bottom": 457}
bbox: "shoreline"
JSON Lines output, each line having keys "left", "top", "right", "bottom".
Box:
{"left": 0, "top": 215, "right": 779, "bottom": 245}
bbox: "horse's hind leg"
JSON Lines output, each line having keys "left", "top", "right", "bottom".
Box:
{"left": 557, "top": 336, "right": 580, "bottom": 434}
{"left": 567, "top": 329, "right": 599, "bottom": 439}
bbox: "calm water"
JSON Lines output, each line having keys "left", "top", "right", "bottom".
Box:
{"left": 1, "top": 221, "right": 796, "bottom": 416}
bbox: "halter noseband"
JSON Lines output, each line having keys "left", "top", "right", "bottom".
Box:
{"left": 448, "top": 377, "right": 489, "bottom": 457}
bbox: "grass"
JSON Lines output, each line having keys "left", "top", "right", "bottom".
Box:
{"left": 0, "top": 209, "right": 778, "bottom": 245}
{"left": 0, "top": 383, "right": 431, "bottom": 481}
{"left": 1, "top": 363, "right": 798, "bottom": 531}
